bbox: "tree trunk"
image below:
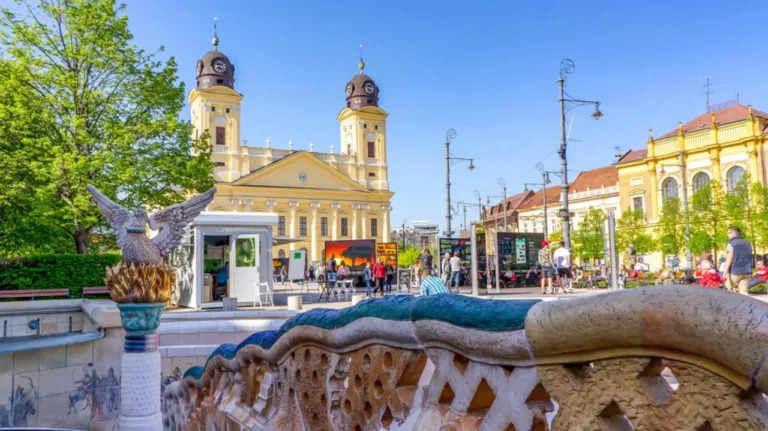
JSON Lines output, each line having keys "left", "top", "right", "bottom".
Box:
{"left": 74, "top": 224, "right": 90, "bottom": 254}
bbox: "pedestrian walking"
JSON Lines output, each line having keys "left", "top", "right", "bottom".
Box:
{"left": 723, "top": 226, "right": 753, "bottom": 294}
{"left": 385, "top": 262, "right": 395, "bottom": 293}
{"left": 420, "top": 249, "right": 433, "bottom": 279}
{"left": 553, "top": 241, "right": 574, "bottom": 292}
{"left": 449, "top": 253, "right": 462, "bottom": 291}
{"left": 441, "top": 252, "right": 451, "bottom": 284}
{"left": 538, "top": 241, "right": 554, "bottom": 294}
{"left": 372, "top": 258, "right": 387, "bottom": 297}
{"left": 363, "top": 263, "right": 372, "bottom": 296}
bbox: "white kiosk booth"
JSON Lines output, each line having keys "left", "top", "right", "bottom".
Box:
{"left": 169, "top": 212, "right": 277, "bottom": 309}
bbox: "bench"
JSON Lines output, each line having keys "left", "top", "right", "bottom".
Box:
{"left": 82, "top": 286, "right": 110, "bottom": 297}
{"left": 0, "top": 289, "right": 70, "bottom": 300}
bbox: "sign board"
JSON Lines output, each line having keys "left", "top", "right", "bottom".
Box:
{"left": 287, "top": 249, "right": 306, "bottom": 281}
{"left": 376, "top": 242, "right": 399, "bottom": 268}
{"left": 475, "top": 228, "right": 487, "bottom": 274}
{"left": 439, "top": 238, "right": 471, "bottom": 261}
{"left": 324, "top": 239, "right": 376, "bottom": 273}
{"left": 497, "top": 232, "right": 545, "bottom": 272}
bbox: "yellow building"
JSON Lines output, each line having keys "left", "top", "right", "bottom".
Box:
{"left": 190, "top": 39, "right": 394, "bottom": 264}
{"left": 617, "top": 103, "right": 768, "bottom": 269}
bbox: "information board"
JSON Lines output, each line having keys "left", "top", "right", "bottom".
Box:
{"left": 376, "top": 242, "right": 399, "bottom": 268}
{"left": 439, "top": 238, "right": 471, "bottom": 261}
{"left": 497, "top": 232, "right": 545, "bottom": 272}
{"left": 288, "top": 249, "right": 306, "bottom": 281}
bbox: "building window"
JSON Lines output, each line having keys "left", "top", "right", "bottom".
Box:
{"left": 632, "top": 196, "right": 644, "bottom": 214}
{"left": 662, "top": 177, "right": 679, "bottom": 200}
{"left": 278, "top": 250, "right": 285, "bottom": 258}
{"left": 367, "top": 141, "right": 375, "bottom": 158}
{"left": 692, "top": 172, "right": 710, "bottom": 193}
{"left": 727, "top": 166, "right": 746, "bottom": 193}
{"left": 225, "top": 108, "right": 230, "bottom": 113}
{"left": 215, "top": 162, "right": 225, "bottom": 167}
{"left": 216, "top": 126, "right": 226, "bottom": 146}
{"left": 374, "top": 125, "right": 378, "bottom": 130}
{"left": 371, "top": 219, "right": 378, "bottom": 237}
{"left": 299, "top": 216, "right": 307, "bottom": 236}
{"left": 278, "top": 215, "right": 286, "bottom": 236}
{"left": 341, "top": 218, "right": 349, "bottom": 237}
{"left": 368, "top": 172, "right": 375, "bottom": 177}
{"left": 211, "top": 106, "right": 215, "bottom": 112}
{"left": 321, "top": 217, "right": 328, "bottom": 237}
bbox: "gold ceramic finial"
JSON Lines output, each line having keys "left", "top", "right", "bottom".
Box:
{"left": 358, "top": 43, "right": 365, "bottom": 73}
{"left": 678, "top": 121, "right": 684, "bottom": 135}
{"left": 212, "top": 17, "right": 219, "bottom": 51}
{"left": 711, "top": 113, "right": 717, "bottom": 127}
{"left": 748, "top": 104, "right": 753, "bottom": 117}
{"left": 648, "top": 129, "right": 654, "bottom": 141}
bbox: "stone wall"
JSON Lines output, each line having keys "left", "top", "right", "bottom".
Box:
{"left": 0, "top": 299, "right": 125, "bottom": 430}
{"left": 163, "top": 287, "right": 768, "bottom": 430}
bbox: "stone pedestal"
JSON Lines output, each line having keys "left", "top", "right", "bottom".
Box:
{"left": 287, "top": 295, "right": 303, "bottom": 310}
{"left": 118, "top": 303, "right": 164, "bottom": 431}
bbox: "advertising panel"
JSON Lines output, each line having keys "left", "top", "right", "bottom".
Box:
{"left": 324, "top": 239, "right": 376, "bottom": 272}
{"left": 439, "top": 238, "right": 471, "bottom": 261}
{"left": 497, "top": 232, "right": 545, "bottom": 272}
{"left": 376, "top": 242, "right": 399, "bottom": 268}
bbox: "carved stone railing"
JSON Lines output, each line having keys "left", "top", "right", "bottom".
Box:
{"left": 162, "top": 287, "right": 768, "bottom": 430}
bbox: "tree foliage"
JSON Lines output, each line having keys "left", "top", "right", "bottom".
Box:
{"left": 616, "top": 207, "right": 653, "bottom": 256}
{"left": 689, "top": 182, "right": 728, "bottom": 259}
{"left": 655, "top": 198, "right": 685, "bottom": 256}
{"left": 397, "top": 246, "right": 423, "bottom": 268}
{"left": 572, "top": 207, "right": 605, "bottom": 261}
{"left": 0, "top": 0, "right": 214, "bottom": 256}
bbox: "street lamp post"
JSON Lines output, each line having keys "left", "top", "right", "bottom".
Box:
{"left": 498, "top": 178, "right": 507, "bottom": 232}
{"left": 473, "top": 190, "right": 483, "bottom": 223}
{"left": 659, "top": 151, "right": 693, "bottom": 270}
{"left": 558, "top": 59, "right": 603, "bottom": 249}
{"left": 401, "top": 219, "right": 408, "bottom": 251}
{"left": 445, "top": 129, "right": 475, "bottom": 237}
{"left": 457, "top": 201, "right": 482, "bottom": 234}
{"left": 487, "top": 194, "right": 505, "bottom": 292}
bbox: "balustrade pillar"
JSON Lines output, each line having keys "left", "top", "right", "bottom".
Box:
{"left": 289, "top": 202, "right": 299, "bottom": 250}
{"left": 310, "top": 203, "right": 320, "bottom": 263}
{"left": 118, "top": 303, "right": 164, "bottom": 430}
{"left": 331, "top": 204, "right": 340, "bottom": 240}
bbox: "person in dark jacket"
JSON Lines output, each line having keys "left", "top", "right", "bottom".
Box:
{"left": 420, "top": 249, "right": 433, "bottom": 278}
{"left": 723, "top": 226, "right": 753, "bottom": 294}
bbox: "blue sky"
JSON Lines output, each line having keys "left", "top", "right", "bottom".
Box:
{"left": 121, "top": 0, "right": 768, "bottom": 233}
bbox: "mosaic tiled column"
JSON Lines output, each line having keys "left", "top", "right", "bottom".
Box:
{"left": 118, "top": 303, "right": 165, "bottom": 431}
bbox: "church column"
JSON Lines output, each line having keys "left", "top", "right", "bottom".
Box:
{"left": 331, "top": 203, "right": 340, "bottom": 240}
{"left": 289, "top": 202, "right": 299, "bottom": 250}
{"left": 749, "top": 146, "right": 760, "bottom": 180}
{"left": 351, "top": 204, "right": 359, "bottom": 240}
{"left": 310, "top": 202, "right": 320, "bottom": 263}
{"left": 266, "top": 200, "right": 277, "bottom": 213}
{"left": 648, "top": 167, "right": 658, "bottom": 219}
{"left": 382, "top": 205, "right": 391, "bottom": 242}
{"left": 361, "top": 204, "right": 369, "bottom": 239}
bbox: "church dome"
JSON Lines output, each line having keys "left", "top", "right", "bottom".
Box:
{"left": 195, "top": 37, "right": 235, "bottom": 90}
{"left": 345, "top": 62, "right": 379, "bottom": 109}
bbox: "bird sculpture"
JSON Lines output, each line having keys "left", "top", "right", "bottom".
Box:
{"left": 87, "top": 185, "right": 216, "bottom": 265}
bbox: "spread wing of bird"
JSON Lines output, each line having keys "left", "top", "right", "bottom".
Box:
{"left": 87, "top": 185, "right": 131, "bottom": 249}
{"left": 149, "top": 187, "right": 216, "bottom": 256}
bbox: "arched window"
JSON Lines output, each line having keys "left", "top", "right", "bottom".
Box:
{"left": 692, "top": 172, "right": 710, "bottom": 193}
{"left": 662, "top": 177, "right": 679, "bottom": 200}
{"left": 278, "top": 250, "right": 285, "bottom": 258}
{"left": 727, "top": 166, "right": 746, "bottom": 193}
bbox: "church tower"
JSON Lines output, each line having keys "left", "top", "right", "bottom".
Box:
{"left": 189, "top": 19, "right": 245, "bottom": 183}
{"left": 337, "top": 47, "right": 389, "bottom": 191}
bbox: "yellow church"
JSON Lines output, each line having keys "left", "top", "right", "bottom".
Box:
{"left": 190, "top": 38, "right": 394, "bottom": 264}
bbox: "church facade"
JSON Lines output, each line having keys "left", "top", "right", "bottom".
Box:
{"left": 190, "top": 40, "right": 393, "bottom": 264}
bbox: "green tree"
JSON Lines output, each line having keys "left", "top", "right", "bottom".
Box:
{"left": 752, "top": 182, "right": 768, "bottom": 251}
{"left": 723, "top": 174, "right": 760, "bottom": 245}
{"left": 0, "top": 0, "right": 214, "bottom": 256}
{"left": 689, "top": 182, "right": 728, "bottom": 260}
{"left": 397, "top": 246, "right": 422, "bottom": 268}
{"left": 572, "top": 207, "right": 605, "bottom": 262}
{"left": 655, "top": 198, "right": 685, "bottom": 257}
{"left": 616, "top": 207, "right": 653, "bottom": 256}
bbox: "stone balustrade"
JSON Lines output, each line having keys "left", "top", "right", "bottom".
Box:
{"left": 162, "top": 287, "right": 768, "bottom": 430}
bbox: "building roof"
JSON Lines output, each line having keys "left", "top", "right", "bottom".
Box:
{"left": 569, "top": 165, "right": 618, "bottom": 194}
{"left": 486, "top": 190, "right": 531, "bottom": 217}
{"left": 616, "top": 149, "right": 647, "bottom": 164}
{"left": 517, "top": 185, "right": 563, "bottom": 211}
{"left": 657, "top": 104, "right": 768, "bottom": 139}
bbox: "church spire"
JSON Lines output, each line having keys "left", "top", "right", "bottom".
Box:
{"left": 212, "top": 17, "right": 219, "bottom": 51}
{"left": 358, "top": 43, "right": 365, "bottom": 74}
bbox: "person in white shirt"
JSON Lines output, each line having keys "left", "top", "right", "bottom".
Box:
{"left": 634, "top": 257, "right": 649, "bottom": 273}
{"left": 553, "top": 241, "right": 574, "bottom": 292}
{"left": 449, "top": 253, "right": 462, "bottom": 291}
{"left": 441, "top": 252, "right": 451, "bottom": 284}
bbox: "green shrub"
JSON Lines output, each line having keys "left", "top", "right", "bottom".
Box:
{"left": 625, "top": 281, "right": 642, "bottom": 288}
{"left": 749, "top": 284, "right": 766, "bottom": 294}
{"left": 0, "top": 254, "right": 121, "bottom": 298}
{"left": 596, "top": 281, "right": 608, "bottom": 289}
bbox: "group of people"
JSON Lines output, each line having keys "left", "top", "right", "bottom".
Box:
{"left": 537, "top": 240, "right": 576, "bottom": 294}
{"left": 363, "top": 259, "right": 397, "bottom": 297}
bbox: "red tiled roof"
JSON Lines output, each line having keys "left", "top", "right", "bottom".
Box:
{"left": 483, "top": 190, "right": 532, "bottom": 222}
{"left": 617, "top": 149, "right": 647, "bottom": 164}
{"left": 657, "top": 104, "right": 768, "bottom": 139}
{"left": 569, "top": 165, "right": 618, "bottom": 194}
{"left": 517, "top": 185, "right": 563, "bottom": 210}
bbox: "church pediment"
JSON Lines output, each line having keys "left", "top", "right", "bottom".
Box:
{"left": 231, "top": 151, "right": 370, "bottom": 192}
